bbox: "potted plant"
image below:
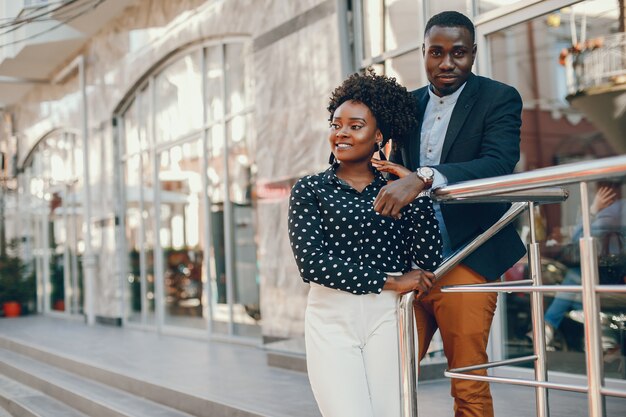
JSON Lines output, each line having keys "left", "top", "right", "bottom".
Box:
{"left": 0, "top": 240, "right": 35, "bottom": 318}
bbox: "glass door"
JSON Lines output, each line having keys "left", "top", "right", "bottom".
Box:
{"left": 158, "top": 140, "right": 207, "bottom": 330}
{"left": 24, "top": 133, "right": 84, "bottom": 316}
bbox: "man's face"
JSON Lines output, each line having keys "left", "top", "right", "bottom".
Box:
{"left": 422, "top": 25, "right": 476, "bottom": 97}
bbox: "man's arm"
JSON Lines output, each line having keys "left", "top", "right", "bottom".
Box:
{"left": 375, "top": 84, "right": 522, "bottom": 218}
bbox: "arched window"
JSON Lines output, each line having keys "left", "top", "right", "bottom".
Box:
{"left": 118, "top": 39, "right": 259, "bottom": 338}
{"left": 22, "top": 131, "right": 84, "bottom": 316}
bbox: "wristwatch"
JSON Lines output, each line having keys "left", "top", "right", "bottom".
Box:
{"left": 415, "top": 166, "right": 435, "bottom": 189}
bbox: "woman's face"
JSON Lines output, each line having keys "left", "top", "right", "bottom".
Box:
{"left": 328, "top": 100, "right": 382, "bottom": 164}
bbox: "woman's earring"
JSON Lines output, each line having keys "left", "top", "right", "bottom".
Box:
{"left": 328, "top": 152, "right": 336, "bottom": 164}
{"left": 377, "top": 142, "right": 387, "bottom": 161}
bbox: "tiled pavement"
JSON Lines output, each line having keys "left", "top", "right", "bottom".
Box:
{"left": 0, "top": 316, "right": 624, "bottom": 416}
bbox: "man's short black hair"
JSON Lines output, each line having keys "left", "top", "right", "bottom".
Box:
{"left": 424, "top": 11, "right": 475, "bottom": 44}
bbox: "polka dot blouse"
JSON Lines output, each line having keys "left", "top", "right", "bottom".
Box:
{"left": 288, "top": 164, "right": 442, "bottom": 295}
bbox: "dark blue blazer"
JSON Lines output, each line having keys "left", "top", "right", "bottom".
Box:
{"left": 390, "top": 73, "right": 526, "bottom": 280}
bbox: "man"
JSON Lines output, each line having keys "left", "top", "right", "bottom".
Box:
{"left": 373, "top": 11, "right": 526, "bottom": 417}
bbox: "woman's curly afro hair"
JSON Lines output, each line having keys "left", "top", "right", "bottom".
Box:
{"left": 327, "top": 68, "right": 418, "bottom": 146}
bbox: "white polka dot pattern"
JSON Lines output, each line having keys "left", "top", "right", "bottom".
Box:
{"left": 288, "top": 165, "right": 442, "bottom": 295}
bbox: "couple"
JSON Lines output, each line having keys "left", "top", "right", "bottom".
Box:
{"left": 288, "top": 11, "right": 525, "bottom": 417}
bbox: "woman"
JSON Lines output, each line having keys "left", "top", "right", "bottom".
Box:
{"left": 288, "top": 70, "right": 442, "bottom": 417}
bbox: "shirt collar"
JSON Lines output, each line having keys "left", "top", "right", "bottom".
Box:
{"left": 322, "top": 163, "right": 386, "bottom": 188}
{"left": 428, "top": 82, "right": 467, "bottom": 106}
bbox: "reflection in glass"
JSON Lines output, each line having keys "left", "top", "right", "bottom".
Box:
{"left": 137, "top": 88, "right": 150, "bottom": 150}
{"left": 124, "top": 149, "right": 156, "bottom": 325}
{"left": 206, "top": 124, "right": 228, "bottom": 334}
{"left": 475, "top": 0, "right": 523, "bottom": 15}
{"left": 120, "top": 41, "right": 257, "bottom": 338}
{"left": 363, "top": 0, "right": 384, "bottom": 59}
{"left": 142, "top": 152, "right": 157, "bottom": 325}
{"left": 225, "top": 43, "right": 247, "bottom": 115}
{"left": 125, "top": 154, "right": 143, "bottom": 323}
{"left": 384, "top": 50, "right": 423, "bottom": 90}
{"left": 491, "top": 3, "right": 624, "bottom": 379}
{"left": 159, "top": 141, "right": 207, "bottom": 329}
{"left": 23, "top": 134, "right": 84, "bottom": 316}
{"left": 384, "top": 0, "right": 420, "bottom": 51}
{"left": 227, "top": 114, "right": 260, "bottom": 337}
{"left": 155, "top": 52, "right": 203, "bottom": 143}
{"left": 505, "top": 180, "right": 626, "bottom": 380}
{"left": 124, "top": 99, "right": 140, "bottom": 155}
{"left": 205, "top": 45, "right": 224, "bottom": 123}
{"left": 207, "top": 125, "right": 225, "bottom": 203}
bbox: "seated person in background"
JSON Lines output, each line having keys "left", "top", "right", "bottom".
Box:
{"left": 543, "top": 182, "right": 625, "bottom": 347}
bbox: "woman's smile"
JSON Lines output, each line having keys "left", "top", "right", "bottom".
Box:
{"left": 335, "top": 142, "right": 353, "bottom": 150}
{"left": 328, "top": 100, "right": 381, "bottom": 164}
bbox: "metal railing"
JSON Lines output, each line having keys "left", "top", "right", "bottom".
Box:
{"left": 397, "top": 154, "right": 626, "bottom": 417}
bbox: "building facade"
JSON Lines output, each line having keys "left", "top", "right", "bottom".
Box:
{"left": 1, "top": 0, "right": 624, "bottom": 388}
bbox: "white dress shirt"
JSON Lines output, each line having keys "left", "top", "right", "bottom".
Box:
{"left": 420, "top": 83, "right": 467, "bottom": 257}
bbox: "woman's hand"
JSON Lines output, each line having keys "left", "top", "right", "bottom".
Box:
{"left": 383, "top": 269, "right": 435, "bottom": 294}
{"left": 371, "top": 158, "right": 412, "bottom": 179}
{"left": 591, "top": 185, "right": 617, "bottom": 215}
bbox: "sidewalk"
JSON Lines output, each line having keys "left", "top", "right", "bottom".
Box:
{"left": 0, "top": 316, "right": 624, "bottom": 416}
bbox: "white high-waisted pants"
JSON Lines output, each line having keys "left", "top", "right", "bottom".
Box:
{"left": 305, "top": 283, "right": 401, "bottom": 417}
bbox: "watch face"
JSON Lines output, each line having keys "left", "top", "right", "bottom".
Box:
{"left": 420, "top": 167, "right": 434, "bottom": 178}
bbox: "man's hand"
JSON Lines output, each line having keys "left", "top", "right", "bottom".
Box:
{"left": 374, "top": 173, "right": 424, "bottom": 218}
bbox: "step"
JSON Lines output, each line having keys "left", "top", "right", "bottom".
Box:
{"left": 0, "top": 348, "right": 194, "bottom": 417}
{"left": 0, "top": 336, "right": 279, "bottom": 417}
{"left": 264, "top": 336, "right": 448, "bottom": 380}
{"left": 264, "top": 338, "right": 308, "bottom": 373}
{"left": 0, "top": 374, "right": 87, "bottom": 417}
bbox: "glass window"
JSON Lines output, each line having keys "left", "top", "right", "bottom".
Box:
{"left": 488, "top": 0, "right": 624, "bottom": 381}
{"left": 207, "top": 124, "right": 226, "bottom": 203}
{"left": 225, "top": 43, "right": 247, "bottom": 115}
{"left": 363, "top": 0, "right": 384, "bottom": 59}
{"left": 154, "top": 52, "right": 203, "bottom": 143}
{"left": 124, "top": 100, "right": 140, "bottom": 155}
{"left": 384, "top": 0, "right": 421, "bottom": 51}
{"left": 125, "top": 154, "right": 144, "bottom": 323}
{"left": 22, "top": 133, "right": 84, "bottom": 316}
{"left": 158, "top": 140, "right": 206, "bottom": 329}
{"left": 120, "top": 40, "right": 258, "bottom": 338}
{"left": 356, "top": 1, "right": 425, "bottom": 87}
{"left": 137, "top": 87, "right": 150, "bottom": 150}
{"left": 475, "top": 0, "right": 523, "bottom": 15}
{"left": 205, "top": 45, "right": 224, "bottom": 123}
{"left": 361, "top": 0, "right": 423, "bottom": 60}
{"left": 384, "top": 50, "right": 423, "bottom": 90}
{"left": 227, "top": 112, "right": 259, "bottom": 337}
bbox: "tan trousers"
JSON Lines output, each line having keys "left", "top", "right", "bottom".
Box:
{"left": 414, "top": 265, "right": 498, "bottom": 417}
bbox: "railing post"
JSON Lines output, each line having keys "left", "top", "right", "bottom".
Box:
{"left": 398, "top": 291, "right": 419, "bottom": 417}
{"left": 579, "top": 182, "right": 607, "bottom": 417}
{"left": 396, "top": 201, "right": 530, "bottom": 417}
{"left": 528, "top": 202, "right": 550, "bottom": 417}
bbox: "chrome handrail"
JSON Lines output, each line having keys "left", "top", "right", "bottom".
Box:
{"left": 433, "top": 154, "right": 626, "bottom": 201}
{"left": 432, "top": 202, "right": 529, "bottom": 279}
{"left": 398, "top": 200, "right": 534, "bottom": 415}
{"left": 440, "top": 187, "right": 568, "bottom": 204}
{"left": 398, "top": 155, "right": 626, "bottom": 417}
